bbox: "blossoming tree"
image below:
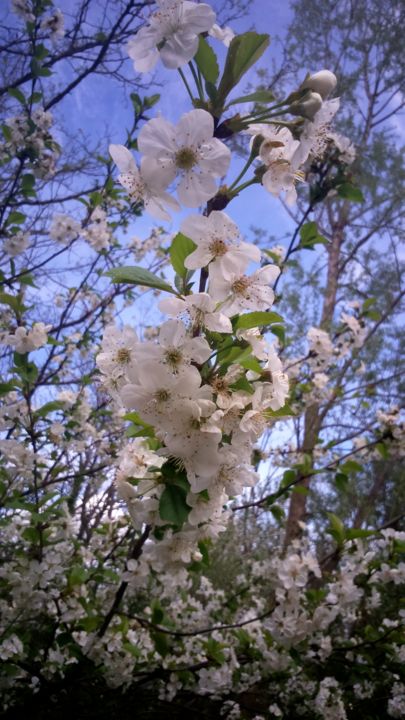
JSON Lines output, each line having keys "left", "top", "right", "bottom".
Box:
{"left": 0, "top": 1, "right": 404, "bottom": 718}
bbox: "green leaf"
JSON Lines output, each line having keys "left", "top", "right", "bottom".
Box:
{"left": 5, "top": 211, "right": 26, "bottom": 226}
{"left": 194, "top": 36, "right": 219, "bottom": 83}
{"left": 264, "top": 404, "right": 294, "bottom": 418}
{"left": 159, "top": 484, "right": 190, "bottom": 526}
{"left": 205, "top": 638, "right": 226, "bottom": 665}
{"left": 217, "top": 32, "right": 270, "bottom": 103}
{"left": 340, "top": 459, "right": 363, "bottom": 475}
{"left": 327, "top": 513, "right": 346, "bottom": 545}
{"left": 239, "top": 356, "right": 263, "bottom": 374}
{"left": 327, "top": 512, "right": 345, "bottom": 546}
{"left": 68, "top": 565, "right": 87, "bottom": 587}
{"left": 337, "top": 183, "right": 364, "bottom": 203}
{"left": 34, "top": 44, "right": 49, "bottom": 61}
{"left": 230, "top": 375, "right": 254, "bottom": 394}
{"left": 0, "top": 380, "right": 18, "bottom": 395}
{"left": 345, "top": 528, "right": 376, "bottom": 540}
{"left": 269, "top": 324, "right": 285, "bottom": 343}
{"left": 29, "top": 91, "right": 43, "bottom": 104}
{"left": 227, "top": 89, "right": 275, "bottom": 106}
{"left": 143, "top": 94, "right": 160, "bottom": 109}
{"left": 21, "top": 174, "right": 36, "bottom": 196}
{"left": 335, "top": 472, "right": 349, "bottom": 492}
{"left": 234, "top": 311, "right": 283, "bottom": 330}
{"left": 130, "top": 92, "right": 142, "bottom": 115}
{"left": 299, "top": 221, "right": 328, "bottom": 249}
{"left": 2, "top": 124, "right": 12, "bottom": 142}
{"left": 0, "top": 292, "right": 26, "bottom": 314}
{"left": 169, "top": 233, "right": 196, "bottom": 278}
{"left": 7, "top": 88, "right": 26, "bottom": 105}
{"left": 34, "top": 400, "right": 64, "bottom": 418}
{"left": 106, "top": 266, "right": 177, "bottom": 295}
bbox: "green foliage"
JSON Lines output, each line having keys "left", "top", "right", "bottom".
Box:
{"left": 106, "top": 266, "right": 177, "bottom": 295}
{"left": 169, "top": 232, "right": 196, "bottom": 278}
{"left": 217, "top": 32, "right": 270, "bottom": 105}
{"left": 194, "top": 37, "right": 219, "bottom": 83}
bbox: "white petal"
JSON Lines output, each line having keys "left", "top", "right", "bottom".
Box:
{"left": 182, "top": 2, "right": 216, "bottom": 33}
{"left": 198, "top": 138, "right": 231, "bottom": 176}
{"left": 158, "top": 297, "right": 186, "bottom": 316}
{"left": 141, "top": 156, "right": 177, "bottom": 190}
{"left": 160, "top": 32, "right": 199, "bottom": 69}
{"left": 159, "top": 319, "right": 187, "bottom": 348}
{"left": 177, "top": 109, "right": 214, "bottom": 146}
{"left": 185, "top": 336, "right": 211, "bottom": 363}
{"left": 204, "top": 312, "right": 232, "bottom": 333}
{"left": 180, "top": 213, "right": 208, "bottom": 242}
{"left": 177, "top": 170, "right": 216, "bottom": 207}
{"left": 109, "top": 144, "right": 137, "bottom": 174}
{"left": 184, "top": 245, "right": 213, "bottom": 270}
{"left": 138, "top": 117, "right": 176, "bottom": 158}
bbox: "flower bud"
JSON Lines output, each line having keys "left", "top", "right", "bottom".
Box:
{"left": 289, "top": 91, "right": 323, "bottom": 120}
{"left": 301, "top": 70, "right": 337, "bottom": 99}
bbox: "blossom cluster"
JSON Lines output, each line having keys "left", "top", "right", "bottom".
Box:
{"left": 96, "top": 0, "right": 360, "bottom": 567}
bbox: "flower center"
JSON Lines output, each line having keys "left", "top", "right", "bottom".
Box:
{"left": 116, "top": 348, "right": 131, "bottom": 364}
{"left": 175, "top": 146, "right": 197, "bottom": 170}
{"left": 154, "top": 388, "right": 170, "bottom": 403}
{"left": 209, "top": 237, "right": 228, "bottom": 257}
{"left": 164, "top": 348, "right": 183, "bottom": 368}
{"left": 232, "top": 276, "right": 250, "bottom": 296}
{"left": 212, "top": 377, "right": 229, "bottom": 394}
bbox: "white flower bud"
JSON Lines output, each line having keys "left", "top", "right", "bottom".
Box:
{"left": 302, "top": 70, "right": 337, "bottom": 99}
{"left": 289, "top": 91, "right": 323, "bottom": 120}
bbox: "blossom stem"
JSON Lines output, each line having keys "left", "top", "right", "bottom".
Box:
{"left": 243, "top": 107, "right": 290, "bottom": 124}
{"left": 228, "top": 152, "right": 255, "bottom": 191}
{"left": 229, "top": 177, "right": 259, "bottom": 196}
{"left": 178, "top": 67, "right": 194, "bottom": 103}
{"left": 188, "top": 61, "right": 204, "bottom": 102}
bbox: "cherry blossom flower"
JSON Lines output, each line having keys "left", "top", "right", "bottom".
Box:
{"left": 109, "top": 143, "right": 180, "bottom": 220}
{"left": 3, "top": 231, "right": 30, "bottom": 257}
{"left": 137, "top": 110, "right": 231, "bottom": 207}
{"left": 182, "top": 210, "right": 260, "bottom": 272}
{"left": 136, "top": 318, "right": 211, "bottom": 370}
{"left": 159, "top": 292, "right": 233, "bottom": 333}
{"left": 5, "top": 323, "right": 52, "bottom": 353}
{"left": 209, "top": 262, "right": 280, "bottom": 317}
{"left": 127, "top": 0, "right": 216, "bottom": 72}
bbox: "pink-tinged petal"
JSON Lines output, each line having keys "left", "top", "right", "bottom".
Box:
{"left": 182, "top": 2, "right": 216, "bottom": 33}
{"left": 138, "top": 117, "right": 176, "bottom": 158}
{"left": 177, "top": 109, "right": 214, "bottom": 146}
{"left": 198, "top": 138, "right": 231, "bottom": 176}
{"left": 177, "top": 171, "right": 216, "bottom": 207}
{"left": 109, "top": 144, "right": 137, "bottom": 174}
